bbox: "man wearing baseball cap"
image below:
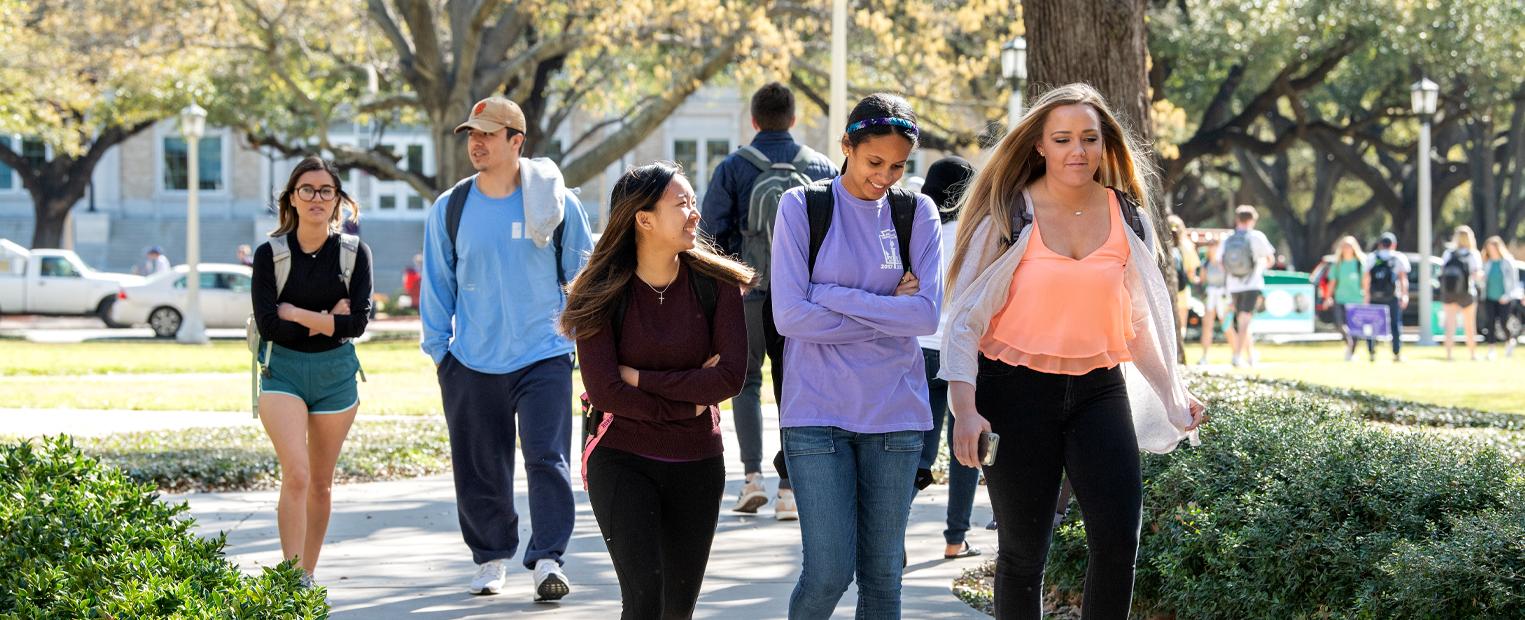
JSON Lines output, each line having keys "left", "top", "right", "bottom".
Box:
{"left": 420, "top": 96, "right": 593, "bottom": 600}
{"left": 1363, "top": 231, "right": 1410, "bottom": 361}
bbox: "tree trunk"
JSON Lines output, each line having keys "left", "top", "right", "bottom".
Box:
{"left": 1025, "top": 0, "right": 1151, "bottom": 137}
{"left": 31, "top": 197, "right": 71, "bottom": 249}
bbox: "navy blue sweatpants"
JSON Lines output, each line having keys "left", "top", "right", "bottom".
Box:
{"left": 438, "top": 352, "right": 575, "bottom": 568}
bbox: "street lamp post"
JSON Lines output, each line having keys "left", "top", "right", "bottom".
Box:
{"left": 1412, "top": 78, "right": 1438, "bottom": 346}
{"left": 176, "top": 102, "right": 209, "bottom": 344}
{"left": 1001, "top": 37, "right": 1028, "bottom": 131}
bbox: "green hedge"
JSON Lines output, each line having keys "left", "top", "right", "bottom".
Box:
{"left": 0, "top": 437, "right": 327, "bottom": 618}
{"left": 54, "top": 417, "right": 454, "bottom": 492}
{"left": 1044, "top": 394, "right": 1525, "bottom": 619}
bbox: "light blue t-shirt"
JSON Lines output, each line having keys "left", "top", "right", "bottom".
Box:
{"left": 420, "top": 179, "right": 593, "bottom": 374}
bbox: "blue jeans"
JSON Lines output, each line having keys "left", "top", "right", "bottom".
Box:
{"left": 783, "top": 426, "right": 922, "bottom": 620}
{"left": 917, "top": 348, "right": 981, "bottom": 545}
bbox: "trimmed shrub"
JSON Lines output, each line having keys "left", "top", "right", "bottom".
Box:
{"left": 0, "top": 436, "right": 327, "bottom": 618}
{"left": 1043, "top": 394, "right": 1525, "bottom": 619}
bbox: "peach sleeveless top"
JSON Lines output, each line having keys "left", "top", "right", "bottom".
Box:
{"left": 980, "top": 189, "right": 1134, "bottom": 375}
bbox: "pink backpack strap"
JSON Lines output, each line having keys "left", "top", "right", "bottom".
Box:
{"left": 580, "top": 413, "right": 614, "bottom": 491}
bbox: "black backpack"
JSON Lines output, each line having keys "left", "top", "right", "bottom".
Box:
{"left": 802, "top": 179, "right": 917, "bottom": 278}
{"left": 1441, "top": 249, "right": 1473, "bottom": 297}
{"left": 444, "top": 176, "right": 568, "bottom": 287}
{"left": 1368, "top": 254, "right": 1398, "bottom": 301}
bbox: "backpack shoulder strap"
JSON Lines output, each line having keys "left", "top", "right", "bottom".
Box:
{"left": 688, "top": 269, "right": 719, "bottom": 329}
{"left": 888, "top": 187, "right": 917, "bottom": 274}
{"left": 737, "top": 145, "right": 772, "bottom": 172}
{"left": 1109, "top": 187, "right": 1148, "bottom": 242}
{"left": 337, "top": 233, "right": 360, "bottom": 292}
{"left": 268, "top": 234, "right": 292, "bottom": 299}
{"left": 553, "top": 217, "right": 568, "bottom": 287}
{"left": 804, "top": 180, "right": 835, "bottom": 277}
{"left": 789, "top": 144, "right": 817, "bottom": 167}
{"left": 444, "top": 176, "right": 475, "bottom": 270}
{"left": 1006, "top": 190, "right": 1035, "bottom": 247}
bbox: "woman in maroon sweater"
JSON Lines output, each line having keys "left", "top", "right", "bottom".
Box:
{"left": 561, "top": 161, "right": 752, "bottom": 619}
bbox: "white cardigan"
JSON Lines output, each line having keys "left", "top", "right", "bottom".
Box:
{"left": 938, "top": 192, "right": 1199, "bottom": 454}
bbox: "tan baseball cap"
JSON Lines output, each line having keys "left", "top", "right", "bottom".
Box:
{"left": 454, "top": 97, "right": 527, "bottom": 135}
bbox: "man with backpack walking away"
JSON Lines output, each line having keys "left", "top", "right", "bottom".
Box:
{"left": 701, "top": 82, "right": 836, "bottom": 521}
{"left": 1362, "top": 232, "right": 1411, "bottom": 362}
{"left": 420, "top": 97, "right": 594, "bottom": 601}
{"left": 1222, "top": 205, "right": 1276, "bottom": 367}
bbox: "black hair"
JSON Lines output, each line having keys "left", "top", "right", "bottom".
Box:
{"left": 920, "top": 156, "right": 975, "bottom": 223}
{"left": 750, "top": 82, "right": 796, "bottom": 132}
{"left": 843, "top": 93, "right": 919, "bottom": 149}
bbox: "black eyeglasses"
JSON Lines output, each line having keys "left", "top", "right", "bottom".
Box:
{"left": 296, "top": 185, "right": 337, "bottom": 201}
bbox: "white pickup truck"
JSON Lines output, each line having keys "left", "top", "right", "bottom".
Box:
{"left": 0, "top": 238, "right": 143, "bottom": 326}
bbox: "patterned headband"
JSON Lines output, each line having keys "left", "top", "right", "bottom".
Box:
{"left": 845, "top": 117, "right": 919, "bottom": 136}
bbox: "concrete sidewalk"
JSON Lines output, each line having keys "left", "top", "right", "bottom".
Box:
{"left": 169, "top": 408, "right": 994, "bottom": 619}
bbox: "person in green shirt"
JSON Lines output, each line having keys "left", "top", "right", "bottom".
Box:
{"left": 1480, "top": 236, "right": 1520, "bottom": 358}
{"left": 1325, "top": 236, "right": 1368, "bottom": 360}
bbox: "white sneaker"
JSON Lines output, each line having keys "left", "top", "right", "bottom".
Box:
{"left": 775, "top": 489, "right": 799, "bottom": 521}
{"left": 1230, "top": 355, "right": 1243, "bottom": 367}
{"left": 1195, "top": 355, "right": 1207, "bottom": 366}
{"left": 733, "top": 473, "right": 769, "bottom": 513}
{"left": 468, "top": 559, "right": 506, "bottom": 595}
{"left": 533, "top": 559, "right": 570, "bottom": 602}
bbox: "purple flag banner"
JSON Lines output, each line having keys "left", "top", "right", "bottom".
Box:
{"left": 1345, "top": 303, "right": 1391, "bottom": 341}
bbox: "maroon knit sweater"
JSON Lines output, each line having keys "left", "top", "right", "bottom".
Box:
{"left": 576, "top": 262, "right": 747, "bottom": 461}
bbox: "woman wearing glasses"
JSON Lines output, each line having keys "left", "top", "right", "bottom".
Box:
{"left": 251, "top": 156, "right": 373, "bottom": 588}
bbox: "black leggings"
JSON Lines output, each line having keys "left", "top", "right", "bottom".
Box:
{"left": 586, "top": 447, "right": 726, "bottom": 620}
{"left": 976, "top": 358, "right": 1141, "bottom": 620}
{"left": 1480, "top": 299, "right": 1516, "bottom": 344}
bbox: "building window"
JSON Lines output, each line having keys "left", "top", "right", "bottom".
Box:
{"left": 673, "top": 140, "right": 698, "bottom": 178}
{"left": 705, "top": 139, "right": 729, "bottom": 187}
{"left": 407, "top": 195, "right": 423, "bottom": 210}
{"left": 163, "top": 135, "right": 224, "bottom": 191}
{"left": 21, "top": 139, "right": 46, "bottom": 171}
{"left": 378, "top": 195, "right": 397, "bottom": 210}
{"left": 543, "top": 139, "right": 564, "bottom": 161}
{"left": 406, "top": 144, "right": 425, "bottom": 172}
{"left": 0, "top": 136, "right": 13, "bottom": 190}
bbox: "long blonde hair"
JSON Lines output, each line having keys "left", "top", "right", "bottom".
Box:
{"left": 560, "top": 162, "right": 754, "bottom": 339}
{"left": 1335, "top": 235, "right": 1366, "bottom": 264}
{"left": 1453, "top": 225, "right": 1478, "bottom": 251}
{"left": 946, "top": 83, "right": 1160, "bottom": 293}
{"left": 1483, "top": 235, "right": 1513, "bottom": 261}
{"left": 269, "top": 156, "right": 360, "bottom": 237}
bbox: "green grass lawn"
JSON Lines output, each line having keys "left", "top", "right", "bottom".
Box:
{"left": 5, "top": 338, "right": 1517, "bottom": 415}
{"left": 1204, "top": 340, "right": 1525, "bottom": 415}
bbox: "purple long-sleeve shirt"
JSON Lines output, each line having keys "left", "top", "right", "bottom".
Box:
{"left": 771, "top": 179, "right": 942, "bottom": 433}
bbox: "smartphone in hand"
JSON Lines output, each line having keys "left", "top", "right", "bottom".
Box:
{"left": 978, "top": 432, "right": 1000, "bottom": 467}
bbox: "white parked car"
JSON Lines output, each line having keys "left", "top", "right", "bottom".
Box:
{"left": 0, "top": 238, "right": 143, "bottom": 325}
{"left": 111, "top": 263, "right": 253, "bottom": 337}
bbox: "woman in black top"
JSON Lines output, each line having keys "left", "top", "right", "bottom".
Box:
{"left": 251, "top": 156, "right": 373, "bottom": 586}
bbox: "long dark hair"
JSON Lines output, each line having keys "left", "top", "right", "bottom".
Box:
{"left": 269, "top": 156, "right": 360, "bottom": 237}
{"left": 560, "top": 161, "right": 755, "bottom": 338}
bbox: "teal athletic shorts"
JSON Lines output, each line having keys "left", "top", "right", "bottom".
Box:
{"left": 259, "top": 342, "right": 360, "bottom": 414}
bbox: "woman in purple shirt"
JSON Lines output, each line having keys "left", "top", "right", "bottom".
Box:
{"left": 770, "top": 94, "right": 943, "bottom": 619}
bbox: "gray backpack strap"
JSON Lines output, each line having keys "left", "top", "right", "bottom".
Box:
{"left": 790, "top": 144, "right": 817, "bottom": 167}
{"left": 337, "top": 233, "right": 360, "bottom": 292}
{"left": 736, "top": 145, "right": 773, "bottom": 172}
{"left": 269, "top": 234, "right": 292, "bottom": 299}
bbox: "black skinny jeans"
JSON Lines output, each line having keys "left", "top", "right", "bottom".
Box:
{"left": 586, "top": 447, "right": 726, "bottom": 620}
{"left": 976, "top": 358, "right": 1142, "bottom": 620}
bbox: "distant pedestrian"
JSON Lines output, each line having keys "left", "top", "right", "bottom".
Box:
{"left": 1362, "top": 232, "right": 1410, "bottom": 362}
{"left": 1223, "top": 205, "right": 1275, "bottom": 367}
{"left": 1440, "top": 226, "right": 1483, "bottom": 361}
{"left": 1325, "top": 235, "right": 1366, "bottom": 360}
{"left": 138, "top": 246, "right": 172, "bottom": 275}
{"left": 1196, "top": 240, "right": 1237, "bottom": 365}
{"left": 237, "top": 244, "right": 254, "bottom": 267}
{"left": 1479, "top": 235, "right": 1519, "bottom": 358}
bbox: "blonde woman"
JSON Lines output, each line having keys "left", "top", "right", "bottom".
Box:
{"left": 251, "top": 156, "right": 372, "bottom": 587}
{"left": 1326, "top": 236, "right": 1367, "bottom": 360}
{"left": 1480, "top": 236, "right": 1520, "bottom": 358}
{"left": 941, "top": 83, "right": 1206, "bottom": 619}
{"left": 1439, "top": 226, "right": 1484, "bottom": 360}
